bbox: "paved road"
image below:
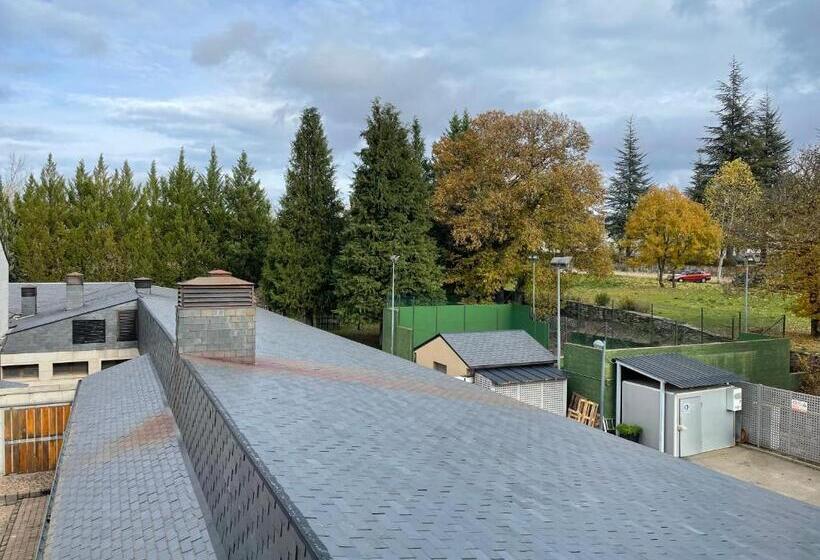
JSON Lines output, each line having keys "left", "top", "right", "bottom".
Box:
{"left": 688, "top": 445, "right": 820, "bottom": 507}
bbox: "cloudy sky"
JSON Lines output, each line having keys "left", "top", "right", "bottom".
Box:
{"left": 1, "top": 0, "right": 818, "bottom": 203}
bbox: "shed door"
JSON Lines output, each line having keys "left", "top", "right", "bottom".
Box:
{"left": 678, "top": 396, "right": 703, "bottom": 457}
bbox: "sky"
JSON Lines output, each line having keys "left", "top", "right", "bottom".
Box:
{"left": 0, "top": 0, "right": 818, "bottom": 204}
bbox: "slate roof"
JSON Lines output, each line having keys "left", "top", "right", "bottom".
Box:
{"left": 8, "top": 281, "right": 128, "bottom": 316}
{"left": 8, "top": 282, "right": 137, "bottom": 333}
{"left": 475, "top": 364, "right": 566, "bottom": 386}
{"left": 40, "top": 355, "right": 219, "bottom": 560}
{"left": 616, "top": 353, "right": 742, "bottom": 388}
{"left": 433, "top": 330, "right": 556, "bottom": 368}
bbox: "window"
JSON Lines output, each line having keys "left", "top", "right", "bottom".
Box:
{"left": 72, "top": 320, "right": 105, "bottom": 344}
{"left": 101, "top": 359, "right": 128, "bottom": 370}
{"left": 433, "top": 361, "right": 448, "bottom": 374}
{"left": 2, "top": 364, "right": 39, "bottom": 380}
{"left": 117, "top": 310, "right": 137, "bottom": 341}
{"left": 53, "top": 361, "right": 89, "bottom": 377}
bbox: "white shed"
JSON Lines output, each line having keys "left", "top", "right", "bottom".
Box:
{"left": 615, "top": 354, "right": 742, "bottom": 457}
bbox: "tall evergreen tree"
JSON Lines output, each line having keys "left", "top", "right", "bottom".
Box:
{"left": 13, "top": 155, "right": 72, "bottom": 280}
{"left": 751, "top": 93, "right": 791, "bottom": 191}
{"left": 200, "top": 146, "right": 226, "bottom": 263}
{"left": 445, "top": 110, "right": 470, "bottom": 139}
{"left": 222, "top": 151, "right": 272, "bottom": 284}
{"left": 606, "top": 118, "right": 652, "bottom": 241}
{"left": 689, "top": 58, "right": 757, "bottom": 202}
{"left": 262, "top": 107, "right": 343, "bottom": 321}
{"left": 335, "top": 99, "right": 443, "bottom": 326}
{"left": 110, "top": 161, "right": 152, "bottom": 278}
{"left": 411, "top": 117, "right": 433, "bottom": 191}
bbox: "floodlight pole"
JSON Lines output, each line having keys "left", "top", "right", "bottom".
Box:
{"left": 744, "top": 258, "right": 750, "bottom": 333}
{"left": 556, "top": 268, "right": 562, "bottom": 367}
{"left": 529, "top": 255, "right": 538, "bottom": 318}
{"left": 594, "top": 339, "right": 607, "bottom": 431}
{"left": 390, "top": 255, "right": 399, "bottom": 354}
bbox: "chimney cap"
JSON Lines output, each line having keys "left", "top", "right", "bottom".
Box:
{"left": 177, "top": 270, "right": 253, "bottom": 287}
{"left": 65, "top": 272, "right": 84, "bottom": 285}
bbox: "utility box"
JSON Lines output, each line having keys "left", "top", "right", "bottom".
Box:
{"left": 726, "top": 387, "right": 742, "bottom": 411}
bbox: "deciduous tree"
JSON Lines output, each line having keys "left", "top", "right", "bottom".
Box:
{"left": 262, "top": 108, "right": 343, "bottom": 321}
{"left": 704, "top": 159, "right": 762, "bottom": 283}
{"left": 624, "top": 187, "right": 722, "bottom": 287}
{"left": 432, "top": 109, "right": 610, "bottom": 302}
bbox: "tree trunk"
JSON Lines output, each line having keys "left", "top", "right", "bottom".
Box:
{"left": 812, "top": 318, "right": 819, "bottom": 338}
{"left": 657, "top": 262, "right": 665, "bottom": 287}
{"left": 717, "top": 248, "right": 726, "bottom": 284}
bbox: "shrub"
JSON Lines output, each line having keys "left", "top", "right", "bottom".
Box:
{"left": 616, "top": 423, "right": 643, "bottom": 437}
{"left": 619, "top": 297, "right": 649, "bottom": 313}
{"left": 594, "top": 292, "right": 611, "bottom": 307}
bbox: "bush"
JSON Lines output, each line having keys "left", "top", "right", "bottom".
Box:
{"left": 619, "top": 297, "right": 649, "bottom": 313}
{"left": 594, "top": 292, "right": 611, "bottom": 307}
{"left": 616, "top": 423, "right": 643, "bottom": 437}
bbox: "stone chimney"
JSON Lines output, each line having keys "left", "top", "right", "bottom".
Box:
{"left": 21, "top": 286, "right": 37, "bottom": 316}
{"left": 65, "top": 272, "right": 84, "bottom": 310}
{"left": 176, "top": 270, "right": 255, "bottom": 364}
{"left": 134, "top": 277, "right": 152, "bottom": 296}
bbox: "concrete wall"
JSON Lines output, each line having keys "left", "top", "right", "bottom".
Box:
{"left": 414, "top": 337, "right": 468, "bottom": 377}
{"left": 621, "top": 381, "right": 664, "bottom": 450}
{"left": 2, "top": 301, "right": 138, "bottom": 354}
{"left": 1, "top": 347, "right": 139, "bottom": 381}
{"left": 176, "top": 307, "right": 255, "bottom": 364}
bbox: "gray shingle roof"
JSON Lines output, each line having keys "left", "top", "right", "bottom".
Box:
{"left": 616, "top": 353, "right": 742, "bottom": 388}
{"left": 157, "top": 305, "right": 819, "bottom": 559}
{"left": 435, "top": 329, "right": 555, "bottom": 368}
{"left": 476, "top": 364, "right": 566, "bottom": 386}
{"left": 41, "top": 355, "right": 219, "bottom": 559}
{"left": 8, "top": 282, "right": 137, "bottom": 333}
{"left": 8, "top": 282, "right": 128, "bottom": 316}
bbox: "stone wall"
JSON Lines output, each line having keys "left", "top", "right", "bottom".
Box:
{"left": 176, "top": 307, "right": 255, "bottom": 364}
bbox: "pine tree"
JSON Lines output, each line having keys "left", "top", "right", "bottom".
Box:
{"left": 335, "top": 99, "right": 443, "bottom": 326}
{"left": 445, "top": 110, "right": 470, "bottom": 139}
{"left": 606, "top": 118, "right": 652, "bottom": 241}
{"left": 110, "top": 161, "right": 152, "bottom": 278}
{"left": 411, "top": 117, "right": 433, "bottom": 192}
{"left": 201, "top": 146, "right": 226, "bottom": 263}
{"left": 262, "top": 107, "right": 343, "bottom": 321}
{"left": 222, "top": 151, "right": 272, "bottom": 284}
{"left": 689, "top": 58, "right": 757, "bottom": 202}
{"left": 751, "top": 93, "right": 791, "bottom": 191}
{"left": 13, "top": 155, "right": 72, "bottom": 280}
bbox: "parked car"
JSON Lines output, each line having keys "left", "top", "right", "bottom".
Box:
{"left": 669, "top": 270, "right": 711, "bottom": 283}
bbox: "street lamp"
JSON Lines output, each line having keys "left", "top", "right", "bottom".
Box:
{"left": 550, "top": 256, "right": 573, "bottom": 367}
{"left": 593, "top": 339, "right": 607, "bottom": 431}
{"left": 528, "top": 254, "right": 539, "bottom": 318}
{"left": 390, "top": 255, "right": 400, "bottom": 355}
{"left": 743, "top": 250, "right": 755, "bottom": 333}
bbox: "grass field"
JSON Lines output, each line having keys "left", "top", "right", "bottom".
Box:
{"left": 563, "top": 274, "right": 812, "bottom": 345}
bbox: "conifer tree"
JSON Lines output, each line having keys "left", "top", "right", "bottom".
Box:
{"left": 13, "top": 155, "right": 72, "bottom": 280}
{"left": 411, "top": 117, "right": 433, "bottom": 192}
{"left": 445, "top": 110, "right": 470, "bottom": 139}
{"left": 68, "top": 156, "right": 118, "bottom": 278}
{"left": 0, "top": 179, "right": 18, "bottom": 279}
{"left": 222, "top": 151, "right": 272, "bottom": 284}
{"left": 110, "top": 161, "right": 152, "bottom": 278}
{"left": 606, "top": 118, "right": 652, "bottom": 242}
{"left": 262, "top": 107, "right": 343, "bottom": 321}
{"left": 751, "top": 93, "right": 791, "bottom": 191}
{"left": 689, "top": 58, "right": 757, "bottom": 202}
{"left": 335, "top": 99, "right": 443, "bottom": 326}
{"left": 201, "top": 146, "right": 226, "bottom": 261}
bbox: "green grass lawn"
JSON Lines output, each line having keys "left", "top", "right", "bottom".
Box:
{"left": 563, "top": 273, "right": 810, "bottom": 338}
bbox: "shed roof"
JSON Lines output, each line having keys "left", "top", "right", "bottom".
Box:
{"left": 476, "top": 364, "right": 566, "bottom": 386}
{"left": 433, "top": 330, "right": 555, "bottom": 368}
{"left": 616, "top": 353, "right": 742, "bottom": 388}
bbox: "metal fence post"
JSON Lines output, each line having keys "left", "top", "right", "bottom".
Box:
{"left": 781, "top": 314, "right": 786, "bottom": 337}
{"left": 731, "top": 316, "right": 735, "bottom": 340}
{"left": 756, "top": 384, "right": 761, "bottom": 448}
{"left": 700, "top": 307, "right": 704, "bottom": 344}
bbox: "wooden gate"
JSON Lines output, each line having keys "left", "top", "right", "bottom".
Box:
{"left": 3, "top": 404, "right": 71, "bottom": 474}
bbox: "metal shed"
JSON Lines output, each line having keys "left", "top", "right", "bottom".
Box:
{"left": 615, "top": 354, "right": 742, "bottom": 457}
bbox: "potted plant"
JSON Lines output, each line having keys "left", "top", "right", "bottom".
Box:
{"left": 616, "top": 423, "right": 642, "bottom": 442}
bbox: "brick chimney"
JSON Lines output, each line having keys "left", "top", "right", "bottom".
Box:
{"left": 65, "top": 272, "right": 84, "bottom": 310}
{"left": 21, "top": 286, "right": 37, "bottom": 316}
{"left": 134, "top": 277, "right": 152, "bottom": 296}
{"left": 176, "top": 270, "right": 255, "bottom": 364}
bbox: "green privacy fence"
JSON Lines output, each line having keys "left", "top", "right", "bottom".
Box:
{"left": 562, "top": 334, "right": 796, "bottom": 419}
{"left": 382, "top": 303, "right": 550, "bottom": 360}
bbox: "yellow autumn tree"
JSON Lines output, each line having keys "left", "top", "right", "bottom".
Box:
{"left": 624, "top": 186, "right": 722, "bottom": 287}
{"left": 432, "top": 110, "right": 611, "bottom": 302}
{"left": 704, "top": 159, "right": 762, "bottom": 283}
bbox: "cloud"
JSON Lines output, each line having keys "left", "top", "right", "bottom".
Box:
{"left": 191, "top": 21, "right": 273, "bottom": 66}
{"left": 0, "top": 0, "right": 108, "bottom": 56}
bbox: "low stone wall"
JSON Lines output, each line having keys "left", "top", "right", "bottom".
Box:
{"left": 138, "top": 300, "right": 324, "bottom": 560}
{"left": 563, "top": 301, "right": 726, "bottom": 346}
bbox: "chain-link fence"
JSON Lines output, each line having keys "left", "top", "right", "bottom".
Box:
{"left": 740, "top": 383, "right": 820, "bottom": 465}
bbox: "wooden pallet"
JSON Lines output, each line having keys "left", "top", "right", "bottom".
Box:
{"left": 566, "top": 393, "right": 599, "bottom": 427}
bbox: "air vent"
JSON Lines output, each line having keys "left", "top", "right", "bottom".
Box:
{"left": 118, "top": 310, "right": 137, "bottom": 341}
{"left": 21, "top": 287, "right": 36, "bottom": 297}
{"left": 177, "top": 270, "right": 254, "bottom": 308}
{"left": 72, "top": 319, "right": 105, "bottom": 344}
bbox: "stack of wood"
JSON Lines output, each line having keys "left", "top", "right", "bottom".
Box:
{"left": 567, "top": 392, "right": 599, "bottom": 427}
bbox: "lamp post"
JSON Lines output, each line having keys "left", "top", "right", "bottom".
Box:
{"left": 528, "top": 254, "right": 539, "bottom": 318}
{"left": 743, "top": 251, "right": 755, "bottom": 333}
{"left": 593, "top": 339, "right": 607, "bottom": 431}
{"left": 390, "top": 255, "right": 399, "bottom": 354}
{"left": 549, "top": 256, "right": 572, "bottom": 367}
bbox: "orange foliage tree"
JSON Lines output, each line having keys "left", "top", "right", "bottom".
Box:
{"left": 431, "top": 110, "right": 610, "bottom": 303}
{"left": 624, "top": 187, "right": 722, "bottom": 287}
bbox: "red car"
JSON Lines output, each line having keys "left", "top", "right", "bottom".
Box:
{"left": 670, "top": 270, "right": 711, "bottom": 283}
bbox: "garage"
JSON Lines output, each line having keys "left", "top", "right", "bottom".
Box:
{"left": 614, "top": 353, "right": 742, "bottom": 457}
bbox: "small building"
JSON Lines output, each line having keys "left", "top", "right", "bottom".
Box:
{"left": 414, "top": 330, "right": 567, "bottom": 414}
{"left": 615, "top": 353, "right": 742, "bottom": 457}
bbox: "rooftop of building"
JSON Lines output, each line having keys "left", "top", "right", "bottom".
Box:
{"left": 122, "top": 288, "right": 820, "bottom": 559}
{"left": 41, "top": 354, "right": 219, "bottom": 559}
{"left": 427, "top": 329, "right": 557, "bottom": 368}
{"left": 617, "top": 353, "right": 742, "bottom": 389}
